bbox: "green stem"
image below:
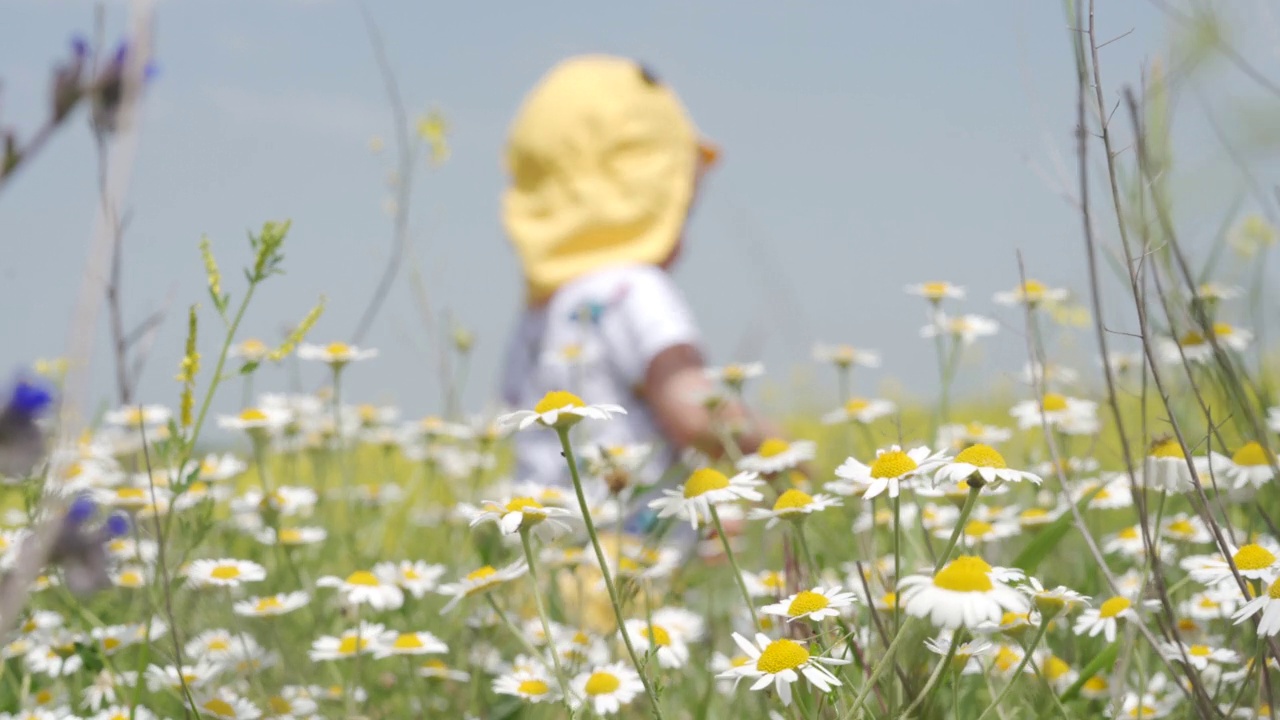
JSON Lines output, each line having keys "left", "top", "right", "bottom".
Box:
{"left": 841, "top": 617, "right": 916, "bottom": 719}
{"left": 901, "top": 636, "right": 959, "bottom": 718}
{"left": 935, "top": 484, "right": 982, "bottom": 573}
{"left": 556, "top": 427, "right": 666, "bottom": 720}
{"left": 974, "top": 622, "right": 1050, "bottom": 720}
{"left": 519, "top": 527, "right": 578, "bottom": 714}
{"left": 710, "top": 506, "right": 760, "bottom": 633}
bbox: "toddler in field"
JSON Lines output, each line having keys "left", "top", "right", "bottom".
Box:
{"left": 499, "top": 56, "right": 773, "bottom": 536}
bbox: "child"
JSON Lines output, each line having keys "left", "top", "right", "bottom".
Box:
{"left": 499, "top": 55, "right": 772, "bottom": 532}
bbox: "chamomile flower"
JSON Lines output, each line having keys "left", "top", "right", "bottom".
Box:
{"left": 717, "top": 633, "right": 848, "bottom": 707}
{"left": 761, "top": 586, "right": 857, "bottom": 623}
{"left": 1073, "top": 476, "right": 1134, "bottom": 510}
{"left": 308, "top": 622, "right": 396, "bottom": 661}
{"left": 1233, "top": 576, "right": 1280, "bottom": 636}
{"left": 498, "top": 391, "right": 626, "bottom": 431}
{"left": 705, "top": 362, "right": 765, "bottom": 389}
{"left": 620, "top": 619, "right": 691, "bottom": 669}
{"left": 1009, "top": 393, "right": 1098, "bottom": 433}
{"left": 936, "top": 422, "right": 1013, "bottom": 451}
{"left": 648, "top": 468, "right": 763, "bottom": 530}
{"left": 942, "top": 518, "right": 1019, "bottom": 547}
{"left": 1205, "top": 442, "right": 1280, "bottom": 491}
{"left": 1074, "top": 596, "right": 1142, "bottom": 642}
{"left": 296, "top": 342, "right": 378, "bottom": 366}
{"left": 821, "top": 397, "right": 896, "bottom": 425}
{"left": 470, "top": 496, "right": 574, "bottom": 536}
{"left": 747, "top": 489, "right": 841, "bottom": 528}
{"left": 832, "top": 445, "right": 948, "bottom": 499}
{"left": 1018, "top": 577, "right": 1090, "bottom": 617}
{"left": 233, "top": 591, "right": 310, "bottom": 618}
{"left": 811, "top": 344, "right": 880, "bottom": 369}
{"left": 493, "top": 669, "right": 560, "bottom": 704}
{"left": 1187, "top": 542, "right": 1279, "bottom": 586}
{"left": 566, "top": 662, "right": 643, "bottom": 715}
{"left": 898, "top": 555, "right": 1028, "bottom": 630}
{"left": 104, "top": 404, "right": 171, "bottom": 428}
{"left": 921, "top": 313, "right": 1000, "bottom": 345}
{"left": 905, "top": 281, "right": 965, "bottom": 302}
{"left": 742, "top": 570, "right": 790, "bottom": 598}
{"left": 1036, "top": 653, "right": 1079, "bottom": 692}
{"left": 933, "top": 443, "right": 1041, "bottom": 488}
{"left": 373, "top": 560, "right": 446, "bottom": 599}
{"left": 1182, "top": 588, "right": 1241, "bottom": 621}
{"left": 228, "top": 338, "right": 270, "bottom": 363}
{"left": 1019, "top": 362, "right": 1080, "bottom": 388}
{"left": 1196, "top": 282, "right": 1243, "bottom": 302}
{"left": 254, "top": 526, "right": 327, "bottom": 547}
{"left": 924, "top": 633, "right": 993, "bottom": 675}
{"left": 1160, "top": 323, "right": 1252, "bottom": 364}
{"left": 185, "top": 559, "right": 266, "bottom": 589}
{"left": 418, "top": 659, "right": 471, "bottom": 682}
{"left": 374, "top": 631, "right": 449, "bottom": 658}
{"left": 738, "top": 438, "right": 815, "bottom": 475}
{"left": 216, "top": 407, "right": 290, "bottom": 433}
{"left": 437, "top": 561, "right": 528, "bottom": 613}
{"left": 143, "top": 662, "right": 217, "bottom": 692}
{"left": 1163, "top": 640, "right": 1239, "bottom": 670}
{"left": 1114, "top": 693, "right": 1174, "bottom": 719}
{"left": 92, "top": 705, "right": 157, "bottom": 720}
{"left": 1162, "top": 513, "right": 1212, "bottom": 544}
{"left": 1142, "top": 438, "right": 1196, "bottom": 492}
{"left": 993, "top": 279, "right": 1068, "bottom": 307}
{"left": 316, "top": 570, "right": 405, "bottom": 611}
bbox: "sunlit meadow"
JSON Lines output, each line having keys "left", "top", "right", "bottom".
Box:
{"left": 6, "top": 4, "right": 1280, "bottom": 720}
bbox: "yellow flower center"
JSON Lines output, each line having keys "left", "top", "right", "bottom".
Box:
{"left": 965, "top": 520, "right": 995, "bottom": 538}
{"left": 1040, "top": 393, "right": 1068, "bottom": 412}
{"left": 337, "top": 636, "right": 368, "bottom": 655}
{"left": 1118, "top": 526, "right": 1139, "bottom": 540}
{"left": 239, "top": 408, "right": 267, "bottom": 422}
{"left": 870, "top": 450, "right": 918, "bottom": 479}
{"left": 422, "top": 660, "right": 446, "bottom": 670}
{"left": 1044, "top": 655, "right": 1071, "bottom": 681}
{"left": 932, "top": 556, "right": 994, "bottom": 592}
{"left": 103, "top": 637, "right": 121, "bottom": 651}
{"left": 787, "top": 590, "right": 831, "bottom": 616}
{"left": 994, "top": 646, "right": 1021, "bottom": 672}
{"left": 466, "top": 566, "right": 498, "bottom": 583}
{"left": 772, "top": 489, "right": 814, "bottom": 512}
{"left": 922, "top": 281, "right": 951, "bottom": 298}
{"left": 210, "top": 564, "right": 242, "bottom": 580}
{"left": 1149, "top": 439, "right": 1184, "bottom": 459}
{"left": 505, "top": 497, "right": 544, "bottom": 513}
{"left": 268, "top": 697, "right": 292, "bottom": 714}
{"left": 560, "top": 343, "right": 583, "bottom": 361}
{"left": 1269, "top": 579, "right": 1280, "bottom": 600}
{"left": 326, "top": 342, "right": 351, "bottom": 356}
{"left": 207, "top": 638, "right": 230, "bottom": 651}
{"left": 278, "top": 529, "right": 304, "bottom": 544}
{"left": 880, "top": 592, "right": 897, "bottom": 607}
{"left": 1083, "top": 676, "right": 1108, "bottom": 692}
{"left": 34, "top": 689, "right": 53, "bottom": 705}
{"left": 1001, "top": 611, "right": 1030, "bottom": 626}
{"left": 1232, "top": 442, "right": 1270, "bottom": 467}
{"left": 117, "top": 487, "right": 146, "bottom": 501}
{"left": 118, "top": 571, "right": 143, "bottom": 586}
{"left": 757, "top": 438, "right": 791, "bottom": 458}
{"left": 1188, "top": 644, "right": 1211, "bottom": 657}
{"left": 762, "top": 571, "right": 785, "bottom": 590}
{"left": 255, "top": 597, "right": 282, "bottom": 612}
{"left": 202, "top": 699, "right": 235, "bottom": 716}
{"left": 642, "top": 625, "right": 671, "bottom": 646}
{"left": 1234, "top": 544, "right": 1276, "bottom": 571}
{"left": 344, "top": 570, "right": 380, "bottom": 586}
{"left": 844, "top": 398, "right": 870, "bottom": 413}
{"left": 1167, "top": 518, "right": 1196, "bottom": 536}
{"left": 1020, "top": 508, "right": 1048, "bottom": 522}
{"left": 534, "top": 391, "right": 584, "bottom": 414}
{"left": 1021, "top": 280, "right": 1046, "bottom": 298}
{"left": 954, "top": 444, "right": 1007, "bottom": 469}
{"left": 1098, "top": 596, "right": 1131, "bottom": 618}
{"left": 683, "top": 468, "right": 730, "bottom": 498}
{"left": 757, "top": 639, "right": 810, "bottom": 673}
{"left": 517, "top": 679, "right": 550, "bottom": 696}
{"left": 393, "top": 634, "right": 424, "bottom": 650}
{"left": 722, "top": 365, "right": 746, "bottom": 382}
{"left": 584, "top": 671, "right": 621, "bottom": 695}
{"left": 241, "top": 339, "right": 266, "bottom": 353}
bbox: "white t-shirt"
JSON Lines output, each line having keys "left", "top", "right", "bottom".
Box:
{"left": 501, "top": 264, "right": 701, "bottom": 508}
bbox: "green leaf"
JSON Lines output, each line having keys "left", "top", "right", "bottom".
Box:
{"left": 1059, "top": 640, "right": 1119, "bottom": 703}
{"left": 239, "top": 361, "right": 260, "bottom": 375}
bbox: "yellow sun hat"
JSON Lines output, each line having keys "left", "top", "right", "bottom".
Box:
{"left": 502, "top": 55, "right": 710, "bottom": 304}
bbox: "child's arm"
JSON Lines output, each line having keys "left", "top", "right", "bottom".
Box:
{"left": 643, "top": 343, "right": 779, "bottom": 459}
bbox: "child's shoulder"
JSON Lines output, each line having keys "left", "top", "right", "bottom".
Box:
{"left": 549, "top": 264, "right": 683, "bottom": 319}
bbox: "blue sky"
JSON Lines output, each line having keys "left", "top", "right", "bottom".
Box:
{"left": 2, "top": 0, "right": 1278, "bottom": 422}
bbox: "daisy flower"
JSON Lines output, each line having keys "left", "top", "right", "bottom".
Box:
{"left": 761, "top": 586, "right": 857, "bottom": 623}
{"left": 905, "top": 281, "right": 965, "bottom": 302}
{"left": 1019, "top": 362, "right": 1079, "bottom": 388}
{"left": 747, "top": 489, "right": 841, "bottom": 528}
{"left": 1162, "top": 640, "right": 1239, "bottom": 670}
{"left": 920, "top": 313, "right": 1000, "bottom": 345}
{"left": 372, "top": 560, "right": 445, "bottom": 599}
{"left": 316, "top": 570, "right": 405, "bottom": 611}
{"left": 933, "top": 444, "right": 1041, "bottom": 488}
{"left": 924, "top": 634, "right": 993, "bottom": 675}
{"left": 1143, "top": 438, "right": 1195, "bottom": 492}
{"left": 308, "top": 622, "right": 396, "bottom": 661}
{"left": 936, "top": 422, "right": 1012, "bottom": 451}
{"left": 1195, "top": 282, "right": 1243, "bottom": 302}
{"left": 1114, "top": 693, "right": 1174, "bottom": 719}
{"left": 832, "top": 445, "right": 949, "bottom": 499}
{"left": 1160, "top": 323, "right": 1252, "bottom": 364}
{"left": 570, "top": 662, "right": 645, "bottom": 716}
{"left": 1017, "top": 506, "right": 1063, "bottom": 530}
{"left": 374, "top": 631, "right": 448, "bottom": 658}
{"left": 620, "top": 619, "right": 690, "bottom": 669}
{"left": 255, "top": 526, "right": 327, "bottom": 547}
{"left": 296, "top": 342, "right": 378, "bottom": 366}
{"left": 704, "top": 362, "right": 765, "bottom": 389}
{"left": 1182, "top": 588, "right": 1240, "bottom": 621}
{"left": 1205, "top": 442, "right": 1279, "bottom": 491}
{"left": 470, "top": 496, "right": 574, "bottom": 536}
{"left": 1072, "top": 476, "right": 1133, "bottom": 510}
{"left": 498, "top": 391, "right": 626, "bottom": 431}
{"left": 437, "top": 561, "right": 528, "bottom": 613}
{"left": 233, "top": 591, "right": 310, "bottom": 618}
{"left": 717, "top": 633, "right": 848, "bottom": 707}
{"left": 1018, "top": 577, "right": 1090, "bottom": 617}
{"left": 1036, "top": 653, "right": 1079, "bottom": 693}
{"left": 493, "top": 669, "right": 560, "bottom": 704}
{"left": 228, "top": 338, "right": 270, "bottom": 363}
{"left": 1162, "top": 513, "right": 1212, "bottom": 544}
{"left": 898, "top": 555, "right": 1028, "bottom": 630}
{"left": 142, "top": 662, "right": 217, "bottom": 692}
{"left": 216, "top": 407, "right": 290, "bottom": 434}
{"left": 811, "top": 344, "right": 881, "bottom": 369}
{"left": 92, "top": 706, "right": 158, "bottom": 720}
{"left": 1009, "top": 393, "right": 1098, "bottom": 433}
{"left": 742, "top": 570, "right": 789, "bottom": 598}
{"left": 185, "top": 559, "right": 266, "bottom": 589}
{"left": 418, "top": 659, "right": 471, "bottom": 682}
{"left": 944, "top": 518, "right": 1019, "bottom": 547}
{"left": 738, "top": 438, "right": 815, "bottom": 475}
{"left": 648, "top": 468, "right": 763, "bottom": 530}
{"left": 821, "top": 397, "right": 896, "bottom": 425}
{"left": 1187, "top": 542, "right": 1279, "bottom": 586}
{"left": 993, "top": 279, "right": 1068, "bottom": 307}
{"left": 103, "top": 405, "right": 171, "bottom": 428}
{"left": 1073, "top": 596, "right": 1143, "bottom": 643}
{"left": 1233, "top": 576, "right": 1280, "bottom": 636}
